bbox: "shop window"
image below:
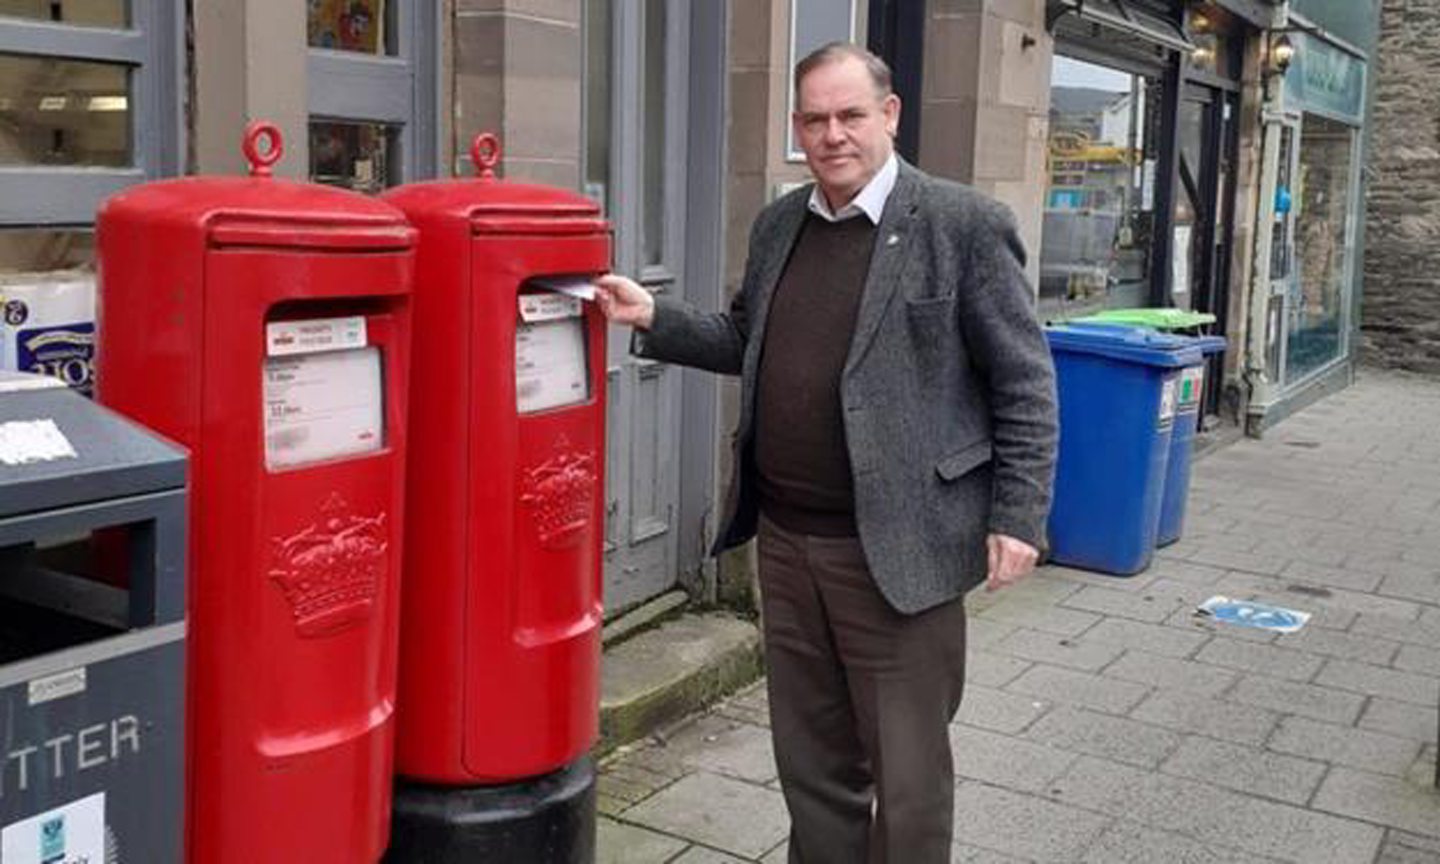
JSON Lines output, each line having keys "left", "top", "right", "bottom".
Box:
{"left": 0, "top": 0, "right": 125, "bottom": 28}
{"left": 0, "top": 2, "right": 181, "bottom": 269}
{"left": 307, "top": 0, "right": 395, "bottom": 55}
{"left": 0, "top": 228, "right": 91, "bottom": 273}
{"left": 307, "top": 0, "right": 436, "bottom": 191}
{"left": 1040, "top": 54, "right": 1163, "bottom": 319}
{"left": 0, "top": 55, "right": 130, "bottom": 168}
{"left": 1286, "top": 114, "right": 1354, "bottom": 381}
{"left": 309, "top": 120, "right": 399, "bottom": 196}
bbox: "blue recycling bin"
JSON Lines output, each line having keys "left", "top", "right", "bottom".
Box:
{"left": 1068, "top": 322, "right": 1227, "bottom": 547}
{"left": 1157, "top": 334, "right": 1226, "bottom": 545}
{"left": 1045, "top": 326, "right": 1203, "bottom": 575}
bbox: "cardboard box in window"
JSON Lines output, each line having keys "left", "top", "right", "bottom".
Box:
{"left": 0, "top": 271, "right": 96, "bottom": 397}
{"left": 308, "top": 0, "right": 383, "bottom": 54}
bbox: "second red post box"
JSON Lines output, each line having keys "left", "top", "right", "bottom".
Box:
{"left": 97, "top": 124, "right": 414, "bottom": 864}
{"left": 382, "top": 135, "right": 607, "bottom": 861}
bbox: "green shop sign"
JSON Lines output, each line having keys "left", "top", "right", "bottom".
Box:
{"left": 1284, "top": 31, "right": 1366, "bottom": 124}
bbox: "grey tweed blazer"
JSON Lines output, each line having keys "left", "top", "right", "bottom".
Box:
{"left": 636, "top": 160, "right": 1058, "bottom": 614}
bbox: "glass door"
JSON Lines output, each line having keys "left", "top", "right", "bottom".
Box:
{"left": 1173, "top": 84, "right": 1238, "bottom": 415}
{"left": 1266, "top": 120, "right": 1300, "bottom": 381}
{"left": 1171, "top": 91, "right": 1209, "bottom": 312}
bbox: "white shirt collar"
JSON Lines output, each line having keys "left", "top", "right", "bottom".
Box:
{"left": 806, "top": 152, "right": 898, "bottom": 225}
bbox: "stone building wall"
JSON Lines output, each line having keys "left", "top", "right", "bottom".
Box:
{"left": 453, "top": 0, "right": 583, "bottom": 188}
{"left": 1362, "top": 0, "right": 1440, "bottom": 373}
{"left": 918, "top": 0, "right": 1051, "bottom": 287}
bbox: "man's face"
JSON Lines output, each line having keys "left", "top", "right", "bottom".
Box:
{"left": 793, "top": 56, "right": 901, "bottom": 208}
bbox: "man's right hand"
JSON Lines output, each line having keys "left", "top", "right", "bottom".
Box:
{"left": 594, "top": 274, "right": 656, "bottom": 330}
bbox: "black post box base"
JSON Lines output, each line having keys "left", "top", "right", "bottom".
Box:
{"left": 384, "top": 757, "right": 596, "bottom": 864}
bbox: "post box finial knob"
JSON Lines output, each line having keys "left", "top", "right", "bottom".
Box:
{"left": 243, "top": 121, "right": 285, "bottom": 178}
{"left": 471, "top": 133, "right": 502, "bottom": 181}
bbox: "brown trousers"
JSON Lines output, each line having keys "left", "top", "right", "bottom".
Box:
{"left": 757, "top": 515, "right": 968, "bottom": 864}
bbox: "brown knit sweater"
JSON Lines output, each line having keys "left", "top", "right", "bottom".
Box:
{"left": 754, "top": 213, "right": 878, "bottom": 536}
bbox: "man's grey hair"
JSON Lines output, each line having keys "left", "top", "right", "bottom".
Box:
{"left": 793, "top": 42, "right": 894, "bottom": 102}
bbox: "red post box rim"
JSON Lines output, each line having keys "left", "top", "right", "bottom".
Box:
{"left": 470, "top": 133, "right": 501, "bottom": 181}
{"left": 244, "top": 121, "right": 285, "bottom": 178}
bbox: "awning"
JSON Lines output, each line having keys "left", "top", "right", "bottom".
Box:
{"left": 1046, "top": 0, "right": 1197, "bottom": 53}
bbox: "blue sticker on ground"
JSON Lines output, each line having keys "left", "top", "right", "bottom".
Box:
{"left": 1197, "top": 596, "right": 1311, "bottom": 634}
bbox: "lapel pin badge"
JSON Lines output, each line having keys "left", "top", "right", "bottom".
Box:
{"left": 886, "top": 234, "right": 899, "bottom": 246}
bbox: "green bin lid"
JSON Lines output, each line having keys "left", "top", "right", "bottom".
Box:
{"left": 1071, "top": 308, "right": 1216, "bottom": 330}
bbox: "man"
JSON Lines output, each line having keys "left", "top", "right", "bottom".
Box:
{"left": 595, "top": 42, "right": 1057, "bottom": 864}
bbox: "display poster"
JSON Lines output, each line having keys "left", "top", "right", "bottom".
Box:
{"left": 1172, "top": 224, "right": 1193, "bottom": 297}
{"left": 516, "top": 318, "right": 588, "bottom": 414}
{"left": 263, "top": 347, "right": 383, "bottom": 468}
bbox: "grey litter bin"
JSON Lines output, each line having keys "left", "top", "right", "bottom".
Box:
{"left": 0, "top": 372, "right": 186, "bottom": 863}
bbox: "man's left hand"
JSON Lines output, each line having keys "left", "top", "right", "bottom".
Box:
{"left": 985, "top": 533, "right": 1039, "bottom": 591}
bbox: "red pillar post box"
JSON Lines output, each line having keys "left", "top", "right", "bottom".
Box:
{"left": 95, "top": 124, "right": 414, "bottom": 864}
{"left": 380, "top": 135, "right": 606, "bottom": 861}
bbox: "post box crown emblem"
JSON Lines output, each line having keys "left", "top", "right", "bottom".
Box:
{"left": 268, "top": 493, "right": 388, "bottom": 636}
{"left": 519, "top": 436, "right": 596, "bottom": 550}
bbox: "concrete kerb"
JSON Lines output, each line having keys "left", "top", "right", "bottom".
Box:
{"left": 598, "top": 612, "right": 764, "bottom": 757}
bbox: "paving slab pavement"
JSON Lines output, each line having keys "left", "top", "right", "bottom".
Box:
{"left": 597, "top": 369, "right": 1440, "bottom": 863}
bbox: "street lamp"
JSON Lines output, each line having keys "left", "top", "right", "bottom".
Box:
{"left": 1268, "top": 32, "right": 1295, "bottom": 75}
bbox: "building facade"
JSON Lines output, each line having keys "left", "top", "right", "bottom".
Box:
{"left": 1243, "top": 0, "right": 1380, "bottom": 432}
{"left": 906, "top": 0, "right": 1271, "bottom": 427}
{"left": 0, "top": 0, "right": 1382, "bottom": 615}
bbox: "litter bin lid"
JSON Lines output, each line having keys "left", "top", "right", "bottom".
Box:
{"left": 1067, "top": 322, "right": 1229, "bottom": 358}
{"left": 1071, "top": 308, "right": 1217, "bottom": 330}
{"left": 1188, "top": 334, "right": 1229, "bottom": 355}
{"left": 0, "top": 383, "right": 187, "bottom": 518}
{"left": 1046, "top": 325, "right": 1203, "bottom": 368}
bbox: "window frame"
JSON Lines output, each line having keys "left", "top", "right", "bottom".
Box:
{"left": 785, "top": 0, "right": 857, "bottom": 162}
{"left": 0, "top": 4, "right": 183, "bottom": 225}
{"left": 606, "top": 0, "right": 689, "bottom": 289}
{"left": 305, "top": 0, "right": 440, "bottom": 186}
